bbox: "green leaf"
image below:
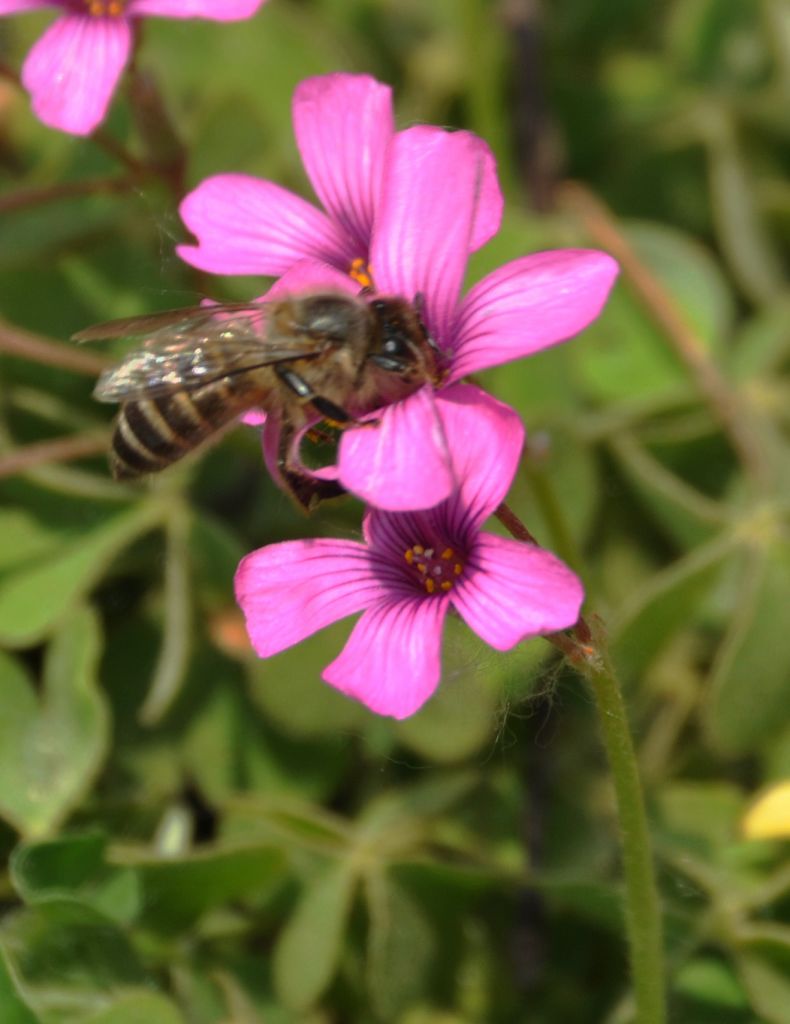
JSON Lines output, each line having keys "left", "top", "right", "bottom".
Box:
{"left": 0, "top": 898, "right": 148, "bottom": 1024}
{"left": 189, "top": 513, "right": 244, "bottom": 607}
{"left": 365, "top": 872, "right": 434, "bottom": 1020}
{"left": 511, "top": 434, "right": 599, "bottom": 554}
{"left": 0, "top": 502, "right": 162, "bottom": 647}
{"left": 82, "top": 991, "right": 185, "bottom": 1024}
{"left": 736, "top": 952, "right": 790, "bottom": 1024}
{"left": 0, "top": 608, "right": 108, "bottom": 838}
{"left": 11, "top": 831, "right": 107, "bottom": 898}
{"left": 394, "top": 619, "right": 500, "bottom": 763}
{"left": 0, "top": 948, "right": 39, "bottom": 1024}
{"left": 273, "top": 860, "right": 357, "bottom": 1011}
{"left": 247, "top": 619, "right": 365, "bottom": 738}
{"left": 359, "top": 773, "right": 477, "bottom": 839}
{"left": 657, "top": 782, "right": 744, "bottom": 855}
{"left": 577, "top": 221, "right": 732, "bottom": 403}
{"left": 138, "top": 512, "right": 192, "bottom": 726}
{"left": 109, "top": 843, "right": 285, "bottom": 934}
{"left": 10, "top": 832, "right": 140, "bottom": 926}
{"left": 610, "top": 433, "right": 722, "bottom": 550}
{"left": 737, "top": 924, "right": 790, "bottom": 956}
{"left": 727, "top": 297, "right": 790, "bottom": 381}
{"left": 179, "top": 675, "right": 349, "bottom": 804}
{"left": 705, "top": 117, "right": 784, "bottom": 305}
{"left": 667, "top": 0, "right": 765, "bottom": 85}
{"left": 674, "top": 956, "right": 749, "bottom": 1010}
{"left": 705, "top": 542, "right": 790, "bottom": 753}
{"left": 612, "top": 533, "right": 731, "bottom": 678}
{"left": 222, "top": 795, "right": 352, "bottom": 854}
{"left": 0, "top": 509, "right": 63, "bottom": 574}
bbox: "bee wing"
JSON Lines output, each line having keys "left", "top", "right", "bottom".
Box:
{"left": 92, "top": 307, "right": 325, "bottom": 403}
{"left": 72, "top": 302, "right": 266, "bottom": 342}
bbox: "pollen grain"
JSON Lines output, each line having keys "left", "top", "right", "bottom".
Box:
{"left": 86, "top": 0, "right": 126, "bottom": 15}
{"left": 404, "top": 543, "right": 464, "bottom": 594}
{"left": 349, "top": 258, "right": 374, "bottom": 290}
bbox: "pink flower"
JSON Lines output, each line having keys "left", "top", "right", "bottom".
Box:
{"left": 332, "top": 131, "right": 618, "bottom": 511}
{"left": 1, "top": 0, "right": 266, "bottom": 135}
{"left": 177, "top": 72, "right": 502, "bottom": 281}
{"left": 235, "top": 385, "right": 584, "bottom": 720}
{"left": 177, "top": 73, "right": 619, "bottom": 513}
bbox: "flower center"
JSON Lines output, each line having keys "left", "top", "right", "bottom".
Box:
{"left": 404, "top": 544, "right": 464, "bottom": 595}
{"left": 84, "top": 0, "right": 126, "bottom": 16}
{"left": 349, "top": 258, "right": 374, "bottom": 290}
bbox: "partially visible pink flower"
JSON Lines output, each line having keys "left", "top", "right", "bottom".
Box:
{"left": 179, "top": 72, "right": 618, "bottom": 514}
{"left": 252, "top": 126, "right": 619, "bottom": 512}
{"left": 177, "top": 72, "right": 503, "bottom": 282}
{"left": 334, "top": 126, "right": 618, "bottom": 511}
{"left": 236, "top": 385, "right": 584, "bottom": 719}
{"left": 1, "top": 0, "right": 265, "bottom": 135}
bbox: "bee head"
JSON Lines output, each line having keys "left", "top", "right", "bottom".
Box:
{"left": 367, "top": 297, "right": 441, "bottom": 383}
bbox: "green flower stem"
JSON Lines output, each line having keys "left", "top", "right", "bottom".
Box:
{"left": 575, "top": 635, "right": 666, "bottom": 1024}
{"left": 522, "top": 458, "right": 584, "bottom": 573}
{"left": 496, "top": 503, "right": 666, "bottom": 1023}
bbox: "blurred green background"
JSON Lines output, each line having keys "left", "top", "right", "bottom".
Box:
{"left": 2, "top": 0, "right": 790, "bottom": 1021}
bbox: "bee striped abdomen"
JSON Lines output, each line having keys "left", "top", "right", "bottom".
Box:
{"left": 109, "top": 379, "right": 246, "bottom": 480}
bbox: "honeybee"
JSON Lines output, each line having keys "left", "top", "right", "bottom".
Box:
{"left": 75, "top": 293, "right": 439, "bottom": 509}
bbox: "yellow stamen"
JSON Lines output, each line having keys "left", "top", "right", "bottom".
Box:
{"left": 87, "top": 0, "right": 125, "bottom": 15}
{"left": 349, "top": 257, "right": 374, "bottom": 290}
{"left": 405, "top": 540, "right": 464, "bottom": 594}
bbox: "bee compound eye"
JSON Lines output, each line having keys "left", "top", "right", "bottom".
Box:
{"left": 382, "top": 336, "right": 408, "bottom": 356}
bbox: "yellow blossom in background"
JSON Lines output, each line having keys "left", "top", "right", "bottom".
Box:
{"left": 742, "top": 782, "right": 790, "bottom": 840}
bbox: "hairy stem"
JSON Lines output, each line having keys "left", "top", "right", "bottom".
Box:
{"left": 577, "top": 629, "right": 667, "bottom": 1024}
{"left": 497, "top": 501, "right": 666, "bottom": 1023}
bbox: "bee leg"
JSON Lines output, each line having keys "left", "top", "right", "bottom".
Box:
{"left": 275, "top": 366, "right": 353, "bottom": 427}
{"left": 276, "top": 418, "right": 346, "bottom": 512}
{"left": 412, "top": 291, "right": 438, "bottom": 351}
{"left": 309, "top": 396, "right": 352, "bottom": 426}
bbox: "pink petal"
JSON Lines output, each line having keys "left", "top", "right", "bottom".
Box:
{"left": 338, "top": 387, "right": 454, "bottom": 511}
{"left": 450, "top": 249, "right": 620, "bottom": 380}
{"left": 241, "top": 409, "right": 266, "bottom": 426}
{"left": 452, "top": 534, "right": 583, "bottom": 650}
{"left": 293, "top": 73, "right": 394, "bottom": 255}
{"left": 339, "top": 383, "right": 523, "bottom": 516}
{"left": 235, "top": 539, "right": 381, "bottom": 657}
{"left": 177, "top": 174, "right": 355, "bottom": 277}
{"left": 21, "top": 13, "right": 130, "bottom": 136}
{"left": 323, "top": 597, "right": 449, "bottom": 719}
{"left": 467, "top": 141, "right": 503, "bottom": 252}
{"left": 262, "top": 258, "right": 360, "bottom": 301}
{"left": 428, "top": 384, "right": 524, "bottom": 532}
{"left": 0, "top": 1, "right": 53, "bottom": 12}
{"left": 260, "top": 412, "right": 286, "bottom": 491}
{"left": 128, "top": 0, "right": 264, "bottom": 18}
{"left": 371, "top": 127, "right": 496, "bottom": 346}
{"left": 260, "top": 412, "right": 341, "bottom": 507}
